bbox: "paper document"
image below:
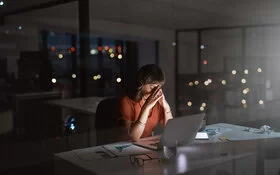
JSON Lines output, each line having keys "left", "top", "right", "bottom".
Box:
{"left": 195, "top": 132, "right": 209, "bottom": 140}
{"left": 103, "top": 141, "right": 155, "bottom": 157}
{"left": 74, "top": 146, "right": 115, "bottom": 161}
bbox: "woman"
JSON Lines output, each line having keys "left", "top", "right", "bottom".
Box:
{"left": 120, "top": 64, "right": 173, "bottom": 141}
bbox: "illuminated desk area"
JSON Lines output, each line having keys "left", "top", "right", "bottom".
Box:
{"left": 54, "top": 123, "right": 280, "bottom": 175}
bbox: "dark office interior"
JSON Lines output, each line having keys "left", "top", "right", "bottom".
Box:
{"left": 1, "top": 0, "right": 280, "bottom": 175}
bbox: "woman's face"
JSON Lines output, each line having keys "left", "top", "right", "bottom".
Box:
{"left": 141, "top": 83, "right": 161, "bottom": 95}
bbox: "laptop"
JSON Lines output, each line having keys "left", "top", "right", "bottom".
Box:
{"left": 133, "top": 113, "right": 206, "bottom": 150}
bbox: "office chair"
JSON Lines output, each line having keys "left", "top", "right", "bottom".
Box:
{"left": 95, "top": 96, "right": 127, "bottom": 145}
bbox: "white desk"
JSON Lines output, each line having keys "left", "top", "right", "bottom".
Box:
{"left": 54, "top": 123, "right": 280, "bottom": 175}
{"left": 47, "top": 96, "right": 106, "bottom": 115}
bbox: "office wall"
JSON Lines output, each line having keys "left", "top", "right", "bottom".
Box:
{"left": 138, "top": 40, "right": 156, "bottom": 67}
{"left": 0, "top": 27, "right": 39, "bottom": 78}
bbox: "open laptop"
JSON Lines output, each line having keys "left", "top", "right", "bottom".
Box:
{"left": 133, "top": 113, "right": 206, "bottom": 150}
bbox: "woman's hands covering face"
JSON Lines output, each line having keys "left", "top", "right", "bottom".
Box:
{"left": 142, "top": 86, "right": 163, "bottom": 110}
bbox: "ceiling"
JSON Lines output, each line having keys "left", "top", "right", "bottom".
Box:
{"left": 1, "top": 0, "right": 280, "bottom": 30}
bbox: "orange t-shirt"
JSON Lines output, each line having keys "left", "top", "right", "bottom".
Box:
{"left": 120, "top": 96, "right": 164, "bottom": 138}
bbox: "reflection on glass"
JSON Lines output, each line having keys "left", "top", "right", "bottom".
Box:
{"left": 176, "top": 153, "right": 188, "bottom": 174}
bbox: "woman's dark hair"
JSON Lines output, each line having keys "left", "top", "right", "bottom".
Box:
{"left": 127, "top": 64, "right": 165, "bottom": 101}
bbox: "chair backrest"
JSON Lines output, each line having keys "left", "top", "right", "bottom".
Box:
{"left": 95, "top": 96, "right": 122, "bottom": 130}
{"left": 95, "top": 96, "right": 127, "bottom": 145}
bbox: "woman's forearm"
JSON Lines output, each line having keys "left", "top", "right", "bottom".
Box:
{"left": 163, "top": 108, "right": 173, "bottom": 127}
{"left": 129, "top": 108, "right": 150, "bottom": 141}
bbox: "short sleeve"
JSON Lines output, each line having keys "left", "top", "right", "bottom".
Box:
{"left": 120, "top": 96, "right": 135, "bottom": 122}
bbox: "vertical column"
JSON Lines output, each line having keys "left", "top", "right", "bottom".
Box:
{"left": 78, "top": 0, "right": 90, "bottom": 97}
{"left": 241, "top": 27, "right": 246, "bottom": 69}
{"left": 197, "top": 30, "right": 202, "bottom": 74}
{"left": 40, "top": 30, "right": 52, "bottom": 91}
{"left": 97, "top": 37, "right": 104, "bottom": 96}
{"left": 124, "top": 41, "right": 138, "bottom": 94}
{"left": 71, "top": 34, "right": 78, "bottom": 97}
{"left": 155, "top": 40, "right": 159, "bottom": 66}
{"left": 175, "top": 30, "right": 179, "bottom": 117}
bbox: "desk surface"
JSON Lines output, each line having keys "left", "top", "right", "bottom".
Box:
{"left": 47, "top": 96, "right": 106, "bottom": 114}
{"left": 16, "top": 91, "right": 61, "bottom": 99}
{"left": 54, "top": 123, "right": 280, "bottom": 175}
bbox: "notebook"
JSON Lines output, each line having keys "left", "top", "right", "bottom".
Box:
{"left": 133, "top": 113, "right": 206, "bottom": 150}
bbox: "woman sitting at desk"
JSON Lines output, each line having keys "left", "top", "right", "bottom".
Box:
{"left": 120, "top": 64, "right": 173, "bottom": 141}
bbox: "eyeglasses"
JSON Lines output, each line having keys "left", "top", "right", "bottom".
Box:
{"left": 129, "top": 154, "right": 159, "bottom": 167}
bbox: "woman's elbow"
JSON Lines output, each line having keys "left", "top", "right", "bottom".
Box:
{"left": 129, "top": 132, "right": 141, "bottom": 142}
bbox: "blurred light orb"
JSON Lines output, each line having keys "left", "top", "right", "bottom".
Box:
{"left": 70, "top": 47, "right": 76, "bottom": 52}
{"left": 58, "top": 54, "right": 63, "bottom": 59}
{"left": 232, "top": 70, "right": 237, "bottom": 75}
{"left": 244, "top": 69, "right": 249, "bottom": 74}
{"left": 0, "top": 1, "right": 4, "bottom": 6}
{"left": 221, "top": 80, "right": 226, "bottom": 85}
{"left": 241, "top": 99, "right": 246, "bottom": 104}
{"left": 200, "top": 106, "right": 205, "bottom": 111}
{"left": 194, "top": 81, "right": 199, "bottom": 85}
{"left": 110, "top": 53, "right": 115, "bottom": 58}
{"left": 259, "top": 100, "right": 264, "bottom": 105}
{"left": 203, "top": 60, "right": 208, "bottom": 65}
{"left": 93, "top": 76, "right": 98, "bottom": 80}
{"left": 72, "top": 74, "right": 76, "bottom": 79}
{"left": 90, "top": 49, "right": 97, "bottom": 55}
{"left": 188, "top": 82, "right": 194, "bottom": 87}
{"left": 243, "top": 89, "right": 248, "bottom": 94}
{"left": 202, "top": 103, "right": 206, "bottom": 107}
{"left": 187, "top": 101, "right": 192, "bottom": 107}
{"left": 51, "top": 78, "right": 57, "bottom": 83}
{"left": 51, "top": 46, "right": 56, "bottom": 51}
{"left": 116, "top": 78, "right": 122, "bottom": 83}
{"left": 200, "top": 45, "right": 205, "bottom": 49}
{"left": 118, "top": 54, "right": 123, "bottom": 59}
{"left": 241, "top": 78, "right": 246, "bottom": 84}
{"left": 257, "top": 68, "right": 262, "bottom": 73}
